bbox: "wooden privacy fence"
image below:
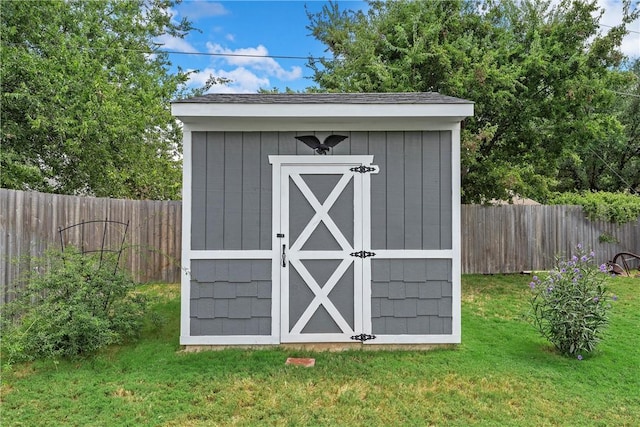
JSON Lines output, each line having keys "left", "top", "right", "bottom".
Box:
{"left": 462, "top": 205, "right": 639, "bottom": 274}
{"left": 2, "top": 189, "right": 639, "bottom": 302}
{"left": 1, "top": 189, "right": 181, "bottom": 303}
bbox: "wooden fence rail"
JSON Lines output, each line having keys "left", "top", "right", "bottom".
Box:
{"left": 461, "top": 205, "right": 639, "bottom": 274}
{"left": 1, "top": 189, "right": 182, "bottom": 303}
{"left": 2, "top": 189, "right": 639, "bottom": 302}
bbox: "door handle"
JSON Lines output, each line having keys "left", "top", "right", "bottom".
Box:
{"left": 281, "top": 244, "right": 287, "bottom": 267}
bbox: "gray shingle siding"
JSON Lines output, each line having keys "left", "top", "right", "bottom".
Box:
{"left": 371, "top": 259, "right": 453, "bottom": 335}
{"left": 190, "top": 259, "right": 272, "bottom": 336}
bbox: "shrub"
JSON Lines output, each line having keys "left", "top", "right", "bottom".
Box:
{"left": 547, "top": 191, "right": 640, "bottom": 224}
{"left": 528, "top": 245, "right": 615, "bottom": 358}
{"left": 1, "top": 248, "right": 147, "bottom": 363}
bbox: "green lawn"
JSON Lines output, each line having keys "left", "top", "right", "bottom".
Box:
{"left": 2, "top": 275, "right": 639, "bottom": 426}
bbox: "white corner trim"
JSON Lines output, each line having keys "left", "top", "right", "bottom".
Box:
{"left": 451, "top": 123, "right": 462, "bottom": 341}
{"left": 180, "top": 127, "right": 193, "bottom": 341}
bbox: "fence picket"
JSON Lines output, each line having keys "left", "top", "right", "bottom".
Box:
{"left": 1, "top": 189, "right": 639, "bottom": 303}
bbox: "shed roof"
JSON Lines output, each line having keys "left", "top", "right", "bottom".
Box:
{"left": 171, "top": 92, "right": 474, "bottom": 132}
{"left": 173, "top": 92, "right": 473, "bottom": 105}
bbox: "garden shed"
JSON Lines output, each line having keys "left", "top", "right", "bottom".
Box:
{"left": 171, "top": 92, "right": 473, "bottom": 348}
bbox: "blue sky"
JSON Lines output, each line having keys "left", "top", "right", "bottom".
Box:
{"left": 162, "top": 1, "right": 367, "bottom": 93}
{"left": 162, "top": 0, "right": 639, "bottom": 94}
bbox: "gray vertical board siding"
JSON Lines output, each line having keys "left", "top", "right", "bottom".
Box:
{"left": 366, "top": 130, "right": 453, "bottom": 251}
{"left": 386, "top": 131, "right": 405, "bottom": 249}
{"left": 192, "top": 131, "right": 274, "bottom": 251}
{"left": 205, "top": 132, "right": 225, "bottom": 250}
{"left": 223, "top": 133, "right": 243, "bottom": 249}
{"left": 260, "top": 132, "right": 277, "bottom": 249}
{"left": 439, "top": 131, "right": 453, "bottom": 249}
{"left": 371, "top": 259, "right": 453, "bottom": 335}
{"left": 191, "top": 132, "right": 207, "bottom": 250}
{"left": 190, "top": 259, "right": 271, "bottom": 336}
{"left": 279, "top": 131, "right": 297, "bottom": 155}
{"left": 242, "top": 133, "right": 261, "bottom": 249}
{"left": 422, "top": 132, "right": 441, "bottom": 248}
{"left": 192, "top": 130, "right": 453, "bottom": 252}
{"left": 404, "top": 131, "right": 423, "bottom": 249}
{"left": 349, "top": 131, "right": 369, "bottom": 155}
{"left": 369, "top": 132, "right": 387, "bottom": 249}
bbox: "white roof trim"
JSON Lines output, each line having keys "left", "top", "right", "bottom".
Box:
{"left": 172, "top": 98, "right": 473, "bottom": 131}
{"left": 172, "top": 102, "right": 473, "bottom": 120}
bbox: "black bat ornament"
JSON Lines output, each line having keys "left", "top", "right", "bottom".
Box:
{"left": 295, "top": 135, "right": 348, "bottom": 155}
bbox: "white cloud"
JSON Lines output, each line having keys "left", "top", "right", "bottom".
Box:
{"left": 225, "top": 33, "right": 236, "bottom": 42}
{"left": 155, "top": 34, "right": 199, "bottom": 54}
{"left": 206, "top": 43, "right": 303, "bottom": 80}
{"left": 187, "top": 67, "right": 271, "bottom": 93}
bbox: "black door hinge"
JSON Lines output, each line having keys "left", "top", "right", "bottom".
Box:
{"left": 350, "top": 165, "right": 375, "bottom": 173}
{"left": 350, "top": 333, "right": 376, "bottom": 342}
{"left": 350, "top": 250, "right": 376, "bottom": 258}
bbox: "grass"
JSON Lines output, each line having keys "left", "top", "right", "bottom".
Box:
{"left": 1, "top": 276, "right": 639, "bottom": 426}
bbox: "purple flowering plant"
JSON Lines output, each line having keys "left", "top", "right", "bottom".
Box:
{"left": 529, "top": 245, "right": 615, "bottom": 357}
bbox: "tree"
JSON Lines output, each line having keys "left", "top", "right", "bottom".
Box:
{"left": 307, "top": 0, "right": 639, "bottom": 202}
{"left": 1, "top": 0, "right": 194, "bottom": 199}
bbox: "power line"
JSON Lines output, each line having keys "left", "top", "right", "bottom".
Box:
{"left": 160, "top": 49, "right": 326, "bottom": 61}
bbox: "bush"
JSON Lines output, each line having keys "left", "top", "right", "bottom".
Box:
{"left": 1, "top": 248, "right": 147, "bottom": 363}
{"left": 547, "top": 191, "right": 640, "bottom": 224}
{"left": 528, "top": 245, "right": 615, "bottom": 358}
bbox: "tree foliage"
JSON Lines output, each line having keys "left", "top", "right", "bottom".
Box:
{"left": 547, "top": 191, "right": 640, "bottom": 224}
{"left": 307, "top": 0, "right": 639, "bottom": 202}
{"left": 1, "top": 0, "right": 194, "bottom": 199}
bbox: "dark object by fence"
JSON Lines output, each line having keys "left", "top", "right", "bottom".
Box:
{"left": 608, "top": 252, "right": 640, "bottom": 277}
{"left": 58, "top": 219, "right": 129, "bottom": 273}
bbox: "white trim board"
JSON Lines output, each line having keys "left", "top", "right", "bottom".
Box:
{"left": 189, "top": 250, "right": 272, "bottom": 259}
{"left": 273, "top": 157, "right": 376, "bottom": 343}
{"left": 180, "top": 127, "right": 193, "bottom": 343}
{"left": 179, "top": 119, "right": 466, "bottom": 132}
{"left": 172, "top": 102, "right": 473, "bottom": 122}
{"left": 372, "top": 250, "right": 453, "bottom": 259}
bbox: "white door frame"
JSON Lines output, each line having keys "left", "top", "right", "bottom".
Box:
{"left": 269, "top": 155, "right": 377, "bottom": 343}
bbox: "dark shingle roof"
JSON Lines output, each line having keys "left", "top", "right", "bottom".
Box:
{"left": 173, "top": 92, "right": 472, "bottom": 105}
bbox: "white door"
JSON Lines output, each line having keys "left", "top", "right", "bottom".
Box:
{"left": 270, "top": 156, "right": 377, "bottom": 343}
